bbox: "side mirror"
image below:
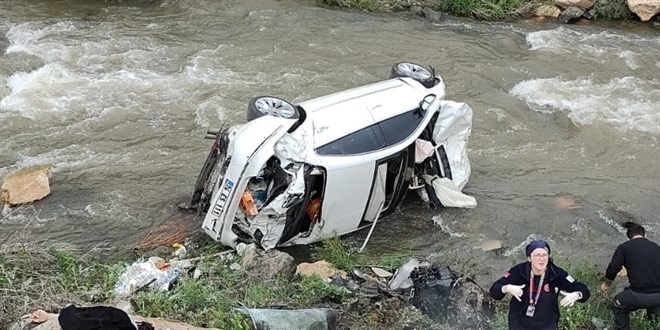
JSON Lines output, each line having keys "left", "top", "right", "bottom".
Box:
{"left": 420, "top": 94, "right": 439, "bottom": 112}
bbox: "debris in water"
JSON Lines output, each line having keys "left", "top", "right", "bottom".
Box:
{"left": 480, "top": 239, "right": 503, "bottom": 252}
{"left": 555, "top": 196, "right": 580, "bottom": 209}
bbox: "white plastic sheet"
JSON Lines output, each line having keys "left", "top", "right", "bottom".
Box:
{"left": 433, "top": 101, "right": 473, "bottom": 189}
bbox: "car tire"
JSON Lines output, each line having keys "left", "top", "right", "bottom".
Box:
{"left": 390, "top": 62, "right": 437, "bottom": 88}
{"left": 247, "top": 96, "right": 299, "bottom": 121}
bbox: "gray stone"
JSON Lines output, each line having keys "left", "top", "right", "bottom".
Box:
{"left": 422, "top": 8, "right": 444, "bottom": 23}
{"left": 241, "top": 248, "right": 295, "bottom": 280}
{"left": 559, "top": 6, "right": 585, "bottom": 23}
{"left": 410, "top": 5, "right": 423, "bottom": 16}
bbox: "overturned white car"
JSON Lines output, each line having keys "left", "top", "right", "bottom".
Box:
{"left": 187, "top": 63, "right": 475, "bottom": 250}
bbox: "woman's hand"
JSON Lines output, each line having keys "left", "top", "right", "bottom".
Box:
{"left": 502, "top": 284, "right": 525, "bottom": 301}
{"left": 559, "top": 291, "right": 582, "bottom": 307}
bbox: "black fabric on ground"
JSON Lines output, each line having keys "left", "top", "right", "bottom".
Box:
{"left": 58, "top": 305, "right": 136, "bottom": 330}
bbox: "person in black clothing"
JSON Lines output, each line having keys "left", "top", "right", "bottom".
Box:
{"left": 600, "top": 222, "right": 660, "bottom": 330}
{"left": 490, "top": 240, "right": 590, "bottom": 330}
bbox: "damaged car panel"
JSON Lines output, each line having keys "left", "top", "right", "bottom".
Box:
{"left": 188, "top": 62, "right": 474, "bottom": 250}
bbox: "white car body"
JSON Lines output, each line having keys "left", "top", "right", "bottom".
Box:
{"left": 190, "top": 65, "right": 474, "bottom": 250}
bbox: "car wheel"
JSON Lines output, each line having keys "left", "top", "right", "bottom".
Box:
{"left": 390, "top": 62, "right": 436, "bottom": 88}
{"left": 247, "top": 96, "right": 299, "bottom": 121}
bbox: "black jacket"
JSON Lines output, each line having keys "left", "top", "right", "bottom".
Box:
{"left": 490, "top": 261, "right": 590, "bottom": 330}
{"left": 605, "top": 237, "right": 660, "bottom": 293}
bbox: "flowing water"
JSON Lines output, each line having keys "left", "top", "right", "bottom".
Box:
{"left": 1, "top": 0, "right": 658, "bottom": 285}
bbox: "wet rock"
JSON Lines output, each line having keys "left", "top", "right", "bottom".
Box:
{"left": 410, "top": 5, "right": 423, "bottom": 16}
{"left": 1, "top": 165, "right": 52, "bottom": 206}
{"left": 559, "top": 7, "right": 585, "bottom": 23}
{"left": 241, "top": 248, "right": 295, "bottom": 280}
{"left": 422, "top": 8, "right": 444, "bottom": 23}
{"left": 583, "top": 8, "right": 596, "bottom": 18}
{"left": 535, "top": 4, "right": 562, "bottom": 17}
{"left": 628, "top": 0, "right": 660, "bottom": 21}
{"left": 555, "top": 0, "right": 596, "bottom": 9}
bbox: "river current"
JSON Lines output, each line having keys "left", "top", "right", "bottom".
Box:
{"left": 1, "top": 0, "right": 658, "bottom": 285}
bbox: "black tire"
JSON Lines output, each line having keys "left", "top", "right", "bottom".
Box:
{"left": 390, "top": 62, "right": 436, "bottom": 88}
{"left": 189, "top": 128, "right": 229, "bottom": 214}
{"left": 247, "top": 96, "right": 299, "bottom": 121}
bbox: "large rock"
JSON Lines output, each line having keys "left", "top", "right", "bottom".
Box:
{"left": 535, "top": 5, "right": 562, "bottom": 17}
{"left": 628, "top": 0, "right": 660, "bottom": 21}
{"left": 556, "top": 0, "right": 596, "bottom": 9}
{"left": 559, "top": 6, "right": 586, "bottom": 23}
{"left": 296, "top": 260, "right": 347, "bottom": 280}
{"left": 241, "top": 248, "right": 295, "bottom": 280}
{"left": 1, "top": 165, "right": 52, "bottom": 206}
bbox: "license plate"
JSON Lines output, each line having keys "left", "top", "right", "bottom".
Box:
{"left": 211, "top": 178, "right": 234, "bottom": 217}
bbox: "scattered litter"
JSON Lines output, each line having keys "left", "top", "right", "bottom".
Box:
{"left": 237, "top": 307, "right": 337, "bottom": 330}
{"left": 229, "top": 262, "right": 241, "bottom": 271}
{"left": 371, "top": 267, "right": 393, "bottom": 278}
{"left": 114, "top": 258, "right": 183, "bottom": 298}
{"left": 172, "top": 243, "right": 187, "bottom": 258}
{"left": 388, "top": 258, "right": 432, "bottom": 291}
{"left": 193, "top": 268, "right": 202, "bottom": 280}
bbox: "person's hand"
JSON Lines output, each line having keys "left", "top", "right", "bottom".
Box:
{"left": 502, "top": 284, "right": 525, "bottom": 301}
{"left": 600, "top": 282, "right": 610, "bottom": 293}
{"left": 559, "top": 291, "right": 582, "bottom": 307}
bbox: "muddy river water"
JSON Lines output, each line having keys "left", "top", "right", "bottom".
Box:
{"left": 1, "top": 0, "right": 658, "bottom": 286}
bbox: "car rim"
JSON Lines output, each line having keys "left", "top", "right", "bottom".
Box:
{"left": 397, "top": 63, "right": 432, "bottom": 80}
{"left": 255, "top": 97, "right": 295, "bottom": 118}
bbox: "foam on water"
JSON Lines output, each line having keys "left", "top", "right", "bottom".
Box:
{"left": 432, "top": 215, "right": 467, "bottom": 238}
{"left": 526, "top": 27, "right": 660, "bottom": 70}
{"left": 510, "top": 76, "right": 660, "bottom": 135}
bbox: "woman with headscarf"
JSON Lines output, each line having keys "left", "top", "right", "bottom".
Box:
{"left": 490, "top": 240, "right": 591, "bottom": 330}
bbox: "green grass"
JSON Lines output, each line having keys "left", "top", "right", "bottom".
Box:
{"left": 321, "top": 0, "right": 542, "bottom": 20}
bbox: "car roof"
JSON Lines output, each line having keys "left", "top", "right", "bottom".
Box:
{"left": 298, "top": 78, "right": 431, "bottom": 148}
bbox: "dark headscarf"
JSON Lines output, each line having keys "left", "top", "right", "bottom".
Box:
{"left": 525, "top": 240, "right": 551, "bottom": 256}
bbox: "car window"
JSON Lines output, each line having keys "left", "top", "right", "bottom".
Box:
{"left": 379, "top": 108, "right": 425, "bottom": 146}
{"left": 316, "top": 125, "right": 386, "bottom": 155}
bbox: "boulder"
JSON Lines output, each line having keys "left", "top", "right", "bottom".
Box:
{"left": 627, "top": 0, "right": 660, "bottom": 21}
{"left": 535, "top": 5, "right": 562, "bottom": 17}
{"left": 555, "top": 0, "right": 596, "bottom": 9}
{"left": 241, "top": 248, "right": 295, "bottom": 280}
{"left": 422, "top": 7, "right": 444, "bottom": 23}
{"left": 1, "top": 165, "right": 53, "bottom": 206}
{"left": 296, "top": 260, "right": 347, "bottom": 280}
{"left": 559, "top": 6, "right": 585, "bottom": 23}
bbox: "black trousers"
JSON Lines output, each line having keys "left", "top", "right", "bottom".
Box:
{"left": 612, "top": 289, "right": 660, "bottom": 330}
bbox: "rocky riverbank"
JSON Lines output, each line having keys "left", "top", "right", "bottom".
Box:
{"left": 321, "top": 0, "right": 660, "bottom": 23}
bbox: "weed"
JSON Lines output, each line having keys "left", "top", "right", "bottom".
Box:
{"left": 311, "top": 236, "right": 365, "bottom": 270}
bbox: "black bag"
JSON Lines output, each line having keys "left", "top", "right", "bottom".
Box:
{"left": 58, "top": 305, "right": 137, "bottom": 330}
{"left": 410, "top": 265, "right": 457, "bottom": 321}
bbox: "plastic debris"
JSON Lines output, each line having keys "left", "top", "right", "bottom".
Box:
{"left": 114, "top": 258, "right": 182, "bottom": 297}
{"left": 237, "top": 307, "right": 337, "bottom": 330}
{"left": 388, "top": 258, "right": 432, "bottom": 291}
{"left": 371, "top": 267, "right": 393, "bottom": 278}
